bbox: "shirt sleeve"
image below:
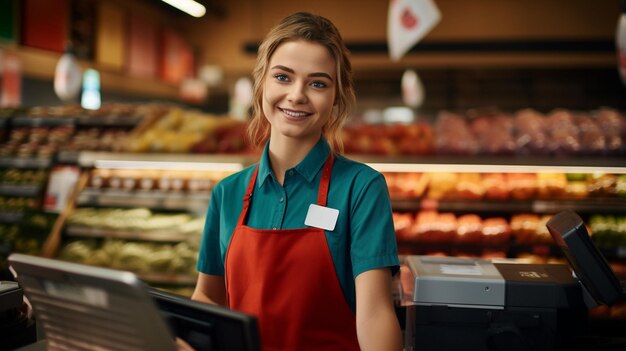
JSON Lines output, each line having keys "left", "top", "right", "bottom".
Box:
{"left": 196, "top": 182, "right": 225, "bottom": 275}
{"left": 349, "top": 172, "right": 400, "bottom": 279}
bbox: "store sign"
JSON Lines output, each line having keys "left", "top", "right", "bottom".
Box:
{"left": 0, "top": 51, "right": 22, "bottom": 107}
{"left": 388, "top": 0, "right": 441, "bottom": 61}
{"left": 44, "top": 166, "right": 80, "bottom": 213}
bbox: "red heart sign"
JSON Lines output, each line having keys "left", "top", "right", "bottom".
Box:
{"left": 401, "top": 7, "right": 419, "bottom": 29}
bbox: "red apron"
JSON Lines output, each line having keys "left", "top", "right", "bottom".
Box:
{"left": 225, "top": 154, "right": 360, "bottom": 351}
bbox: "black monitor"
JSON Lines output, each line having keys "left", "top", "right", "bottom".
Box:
{"left": 148, "top": 288, "right": 260, "bottom": 351}
{"left": 7, "top": 253, "right": 261, "bottom": 351}
{"left": 546, "top": 210, "right": 623, "bottom": 306}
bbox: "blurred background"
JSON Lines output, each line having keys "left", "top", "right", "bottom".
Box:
{"left": 0, "top": 0, "right": 625, "bottom": 329}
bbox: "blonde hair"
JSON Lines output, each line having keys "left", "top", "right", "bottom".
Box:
{"left": 247, "top": 12, "right": 356, "bottom": 153}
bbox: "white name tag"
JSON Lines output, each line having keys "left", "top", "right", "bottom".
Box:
{"left": 304, "top": 204, "right": 339, "bottom": 231}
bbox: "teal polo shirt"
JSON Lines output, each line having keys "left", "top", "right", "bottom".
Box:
{"left": 197, "top": 137, "right": 399, "bottom": 311}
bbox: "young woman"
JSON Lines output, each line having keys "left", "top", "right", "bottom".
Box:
{"left": 192, "top": 12, "right": 402, "bottom": 351}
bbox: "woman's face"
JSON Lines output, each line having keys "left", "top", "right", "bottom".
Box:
{"left": 262, "top": 40, "right": 337, "bottom": 145}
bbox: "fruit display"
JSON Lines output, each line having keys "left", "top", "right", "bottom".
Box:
{"left": 394, "top": 211, "right": 626, "bottom": 250}
{"left": 123, "top": 108, "right": 249, "bottom": 154}
{"left": 0, "top": 169, "right": 48, "bottom": 186}
{"left": 589, "top": 215, "right": 626, "bottom": 248}
{"left": 0, "top": 212, "right": 57, "bottom": 269}
{"left": 59, "top": 128, "right": 131, "bottom": 152}
{"left": 67, "top": 207, "right": 204, "bottom": 235}
{"left": 394, "top": 210, "right": 511, "bottom": 246}
{"left": 0, "top": 126, "right": 74, "bottom": 158}
{"left": 0, "top": 196, "right": 39, "bottom": 211}
{"left": 383, "top": 171, "right": 622, "bottom": 200}
{"left": 343, "top": 107, "right": 624, "bottom": 156}
{"left": 58, "top": 238, "right": 198, "bottom": 276}
{"left": 342, "top": 122, "right": 434, "bottom": 155}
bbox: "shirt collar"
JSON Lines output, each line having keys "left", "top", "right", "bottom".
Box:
{"left": 257, "top": 138, "right": 331, "bottom": 188}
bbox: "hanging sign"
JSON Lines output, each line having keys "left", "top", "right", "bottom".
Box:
{"left": 388, "top": 0, "right": 441, "bottom": 61}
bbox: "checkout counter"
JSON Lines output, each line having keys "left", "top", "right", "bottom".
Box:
{"left": 397, "top": 211, "right": 626, "bottom": 351}
{"left": 5, "top": 211, "right": 626, "bottom": 351}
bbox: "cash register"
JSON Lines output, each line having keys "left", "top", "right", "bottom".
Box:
{"left": 400, "top": 211, "right": 625, "bottom": 351}
{"left": 0, "top": 280, "right": 36, "bottom": 349}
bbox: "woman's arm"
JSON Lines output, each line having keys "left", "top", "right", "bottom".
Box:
{"left": 355, "top": 268, "right": 403, "bottom": 351}
{"left": 191, "top": 272, "right": 227, "bottom": 306}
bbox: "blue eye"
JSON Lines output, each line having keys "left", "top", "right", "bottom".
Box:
{"left": 274, "top": 74, "right": 289, "bottom": 82}
{"left": 311, "top": 81, "right": 327, "bottom": 89}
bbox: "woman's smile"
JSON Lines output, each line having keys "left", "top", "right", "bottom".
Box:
{"left": 279, "top": 107, "right": 313, "bottom": 120}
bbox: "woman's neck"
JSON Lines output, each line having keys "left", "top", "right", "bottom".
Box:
{"left": 268, "top": 134, "right": 320, "bottom": 185}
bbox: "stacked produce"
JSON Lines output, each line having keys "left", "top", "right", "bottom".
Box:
{"left": 383, "top": 172, "right": 624, "bottom": 200}
{"left": 59, "top": 128, "right": 131, "bottom": 152}
{"left": 589, "top": 214, "right": 626, "bottom": 248}
{"left": 342, "top": 122, "right": 434, "bottom": 155}
{"left": 394, "top": 211, "right": 511, "bottom": 246}
{"left": 58, "top": 239, "right": 198, "bottom": 276}
{"left": 0, "top": 169, "right": 48, "bottom": 186}
{"left": 343, "top": 107, "right": 625, "bottom": 156}
{"left": 123, "top": 108, "right": 248, "bottom": 154}
{"left": 67, "top": 207, "right": 204, "bottom": 234}
{"left": 0, "top": 212, "right": 57, "bottom": 265}
{"left": 0, "top": 126, "right": 74, "bottom": 158}
{"left": 394, "top": 211, "right": 626, "bottom": 249}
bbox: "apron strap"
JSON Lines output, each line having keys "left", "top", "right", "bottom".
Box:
{"left": 237, "top": 166, "right": 259, "bottom": 226}
{"left": 237, "top": 153, "right": 334, "bottom": 225}
{"left": 317, "top": 153, "right": 334, "bottom": 207}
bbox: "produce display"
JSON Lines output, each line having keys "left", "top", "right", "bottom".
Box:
{"left": 123, "top": 108, "right": 249, "bottom": 154}
{"left": 0, "top": 196, "right": 39, "bottom": 211}
{"left": 67, "top": 207, "right": 205, "bottom": 234}
{"left": 58, "top": 238, "right": 198, "bottom": 276}
{"left": 394, "top": 211, "right": 626, "bottom": 249}
{"left": 343, "top": 107, "right": 625, "bottom": 156}
{"left": 383, "top": 172, "right": 624, "bottom": 200}
{"left": 0, "top": 169, "right": 48, "bottom": 186}
{"left": 0, "top": 212, "right": 57, "bottom": 269}
{"left": 589, "top": 215, "right": 626, "bottom": 248}
{"left": 0, "top": 126, "right": 74, "bottom": 158}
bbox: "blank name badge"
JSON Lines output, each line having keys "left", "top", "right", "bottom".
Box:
{"left": 304, "top": 204, "right": 339, "bottom": 231}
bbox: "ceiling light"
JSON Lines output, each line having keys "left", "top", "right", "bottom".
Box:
{"left": 161, "top": 0, "right": 206, "bottom": 18}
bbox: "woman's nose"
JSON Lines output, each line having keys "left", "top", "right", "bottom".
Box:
{"left": 287, "top": 82, "right": 307, "bottom": 104}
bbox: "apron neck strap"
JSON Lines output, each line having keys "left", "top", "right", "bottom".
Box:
{"left": 237, "top": 153, "right": 335, "bottom": 226}
{"left": 237, "top": 166, "right": 259, "bottom": 226}
{"left": 317, "top": 153, "right": 334, "bottom": 207}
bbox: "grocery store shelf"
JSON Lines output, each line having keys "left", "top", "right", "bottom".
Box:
{"left": 65, "top": 226, "right": 194, "bottom": 242}
{"left": 75, "top": 115, "right": 144, "bottom": 127}
{"left": 0, "top": 157, "right": 52, "bottom": 169}
{"left": 138, "top": 272, "right": 198, "bottom": 285}
{"left": 350, "top": 155, "right": 626, "bottom": 174}
{"left": 392, "top": 198, "right": 626, "bottom": 214}
{"left": 76, "top": 189, "right": 211, "bottom": 211}
{"left": 0, "top": 184, "right": 42, "bottom": 197}
{"left": 0, "top": 211, "right": 24, "bottom": 224}
{"left": 11, "top": 116, "right": 75, "bottom": 127}
{"left": 77, "top": 152, "right": 251, "bottom": 171}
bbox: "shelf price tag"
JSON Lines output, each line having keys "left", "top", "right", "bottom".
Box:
{"left": 44, "top": 166, "right": 80, "bottom": 213}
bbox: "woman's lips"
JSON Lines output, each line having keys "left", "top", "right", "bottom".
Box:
{"left": 280, "top": 107, "right": 312, "bottom": 120}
